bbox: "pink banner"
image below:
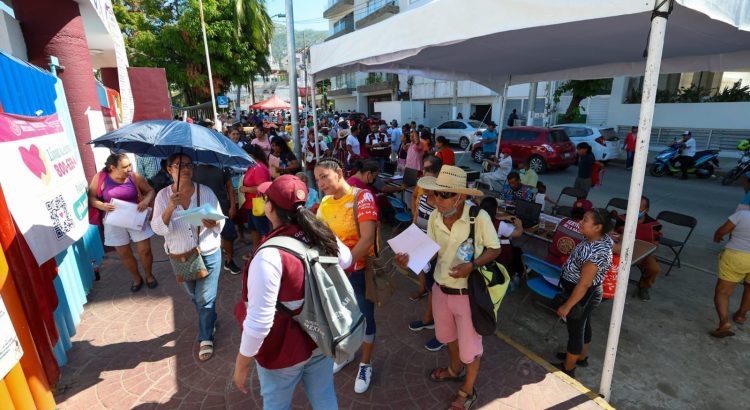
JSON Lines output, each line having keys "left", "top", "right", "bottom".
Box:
{"left": 0, "top": 113, "right": 64, "bottom": 142}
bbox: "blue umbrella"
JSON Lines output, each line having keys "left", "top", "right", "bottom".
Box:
{"left": 89, "top": 120, "right": 255, "bottom": 172}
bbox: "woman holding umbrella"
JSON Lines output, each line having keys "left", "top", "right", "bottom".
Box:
{"left": 151, "top": 153, "right": 225, "bottom": 361}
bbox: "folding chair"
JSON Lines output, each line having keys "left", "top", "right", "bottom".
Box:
{"left": 552, "top": 187, "right": 586, "bottom": 217}
{"left": 513, "top": 254, "right": 564, "bottom": 340}
{"left": 605, "top": 197, "right": 628, "bottom": 214}
{"left": 386, "top": 195, "right": 413, "bottom": 233}
{"left": 655, "top": 210, "right": 697, "bottom": 276}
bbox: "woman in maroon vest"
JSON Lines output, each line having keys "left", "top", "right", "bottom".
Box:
{"left": 233, "top": 175, "right": 352, "bottom": 409}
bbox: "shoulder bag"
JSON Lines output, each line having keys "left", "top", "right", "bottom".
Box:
{"left": 88, "top": 171, "right": 107, "bottom": 225}
{"left": 167, "top": 184, "right": 209, "bottom": 282}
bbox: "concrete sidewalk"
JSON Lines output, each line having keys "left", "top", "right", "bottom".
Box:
{"left": 53, "top": 238, "right": 611, "bottom": 410}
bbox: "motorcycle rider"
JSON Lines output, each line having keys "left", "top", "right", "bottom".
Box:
{"left": 677, "top": 131, "right": 696, "bottom": 180}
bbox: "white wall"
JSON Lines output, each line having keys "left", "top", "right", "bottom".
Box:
{"left": 0, "top": 9, "right": 27, "bottom": 61}
{"left": 608, "top": 76, "right": 750, "bottom": 130}
{"left": 332, "top": 96, "right": 357, "bottom": 112}
{"left": 374, "top": 101, "right": 424, "bottom": 125}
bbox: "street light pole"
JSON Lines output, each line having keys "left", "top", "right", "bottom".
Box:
{"left": 285, "top": 0, "right": 302, "bottom": 163}
{"left": 198, "top": 0, "right": 219, "bottom": 131}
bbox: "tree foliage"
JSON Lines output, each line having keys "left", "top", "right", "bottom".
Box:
{"left": 553, "top": 79, "right": 612, "bottom": 123}
{"left": 113, "top": 0, "right": 273, "bottom": 105}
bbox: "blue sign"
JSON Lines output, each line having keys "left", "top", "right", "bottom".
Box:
{"left": 217, "top": 95, "right": 229, "bottom": 108}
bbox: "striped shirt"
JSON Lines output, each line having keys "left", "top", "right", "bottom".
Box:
{"left": 151, "top": 183, "right": 225, "bottom": 255}
{"left": 561, "top": 235, "right": 614, "bottom": 286}
{"left": 416, "top": 193, "right": 435, "bottom": 232}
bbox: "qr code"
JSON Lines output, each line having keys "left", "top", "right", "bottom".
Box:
{"left": 46, "top": 195, "right": 73, "bottom": 240}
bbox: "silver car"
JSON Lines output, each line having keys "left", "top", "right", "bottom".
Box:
{"left": 433, "top": 120, "right": 487, "bottom": 150}
{"left": 552, "top": 124, "right": 621, "bottom": 162}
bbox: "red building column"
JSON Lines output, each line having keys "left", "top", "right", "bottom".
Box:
{"left": 14, "top": 0, "right": 101, "bottom": 180}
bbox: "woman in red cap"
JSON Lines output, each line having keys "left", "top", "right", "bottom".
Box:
{"left": 233, "top": 174, "right": 352, "bottom": 408}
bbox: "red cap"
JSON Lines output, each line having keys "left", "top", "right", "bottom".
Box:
{"left": 257, "top": 175, "right": 308, "bottom": 211}
{"left": 573, "top": 199, "right": 593, "bottom": 211}
{"left": 501, "top": 147, "right": 513, "bottom": 155}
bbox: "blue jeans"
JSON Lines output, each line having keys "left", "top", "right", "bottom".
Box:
{"left": 626, "top": 151, "right": 635, "bottom": 168}
{"left": 182, "top": 250, "right": 221, "bottom": 341}
{"left": 256, "top": 353, "right": 337, "bottom": 410}
{"left": 349, "top": 269, "right": 376, "bottom": 342}
{"left": 246, "top": 210, "right": 272, "bottom": 235}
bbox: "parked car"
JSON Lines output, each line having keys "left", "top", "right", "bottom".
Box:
{"left": 471, "top": 126, "right": 576, "bottom": 173}
{"left": 433, "top": 120, "right": 487, "bottom": 150}
{"left": 552, "top": 124, "right": 620, "bottom": 162}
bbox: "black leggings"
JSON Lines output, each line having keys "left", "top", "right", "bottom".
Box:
{"left": 562, "top": 280, "right": 603, "bottom": 356}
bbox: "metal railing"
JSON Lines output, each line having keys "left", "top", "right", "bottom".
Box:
{"left": 355, "top": 0, "right": 397, "bottom": 21}
{"left": 330, "top": 13, "right": 354, "bottom": 36}
{"left": 171, "top": 102, "right": 214, "bottom": 122}
{"left": 615, "top": 125, "right": 750, "bottom": 158}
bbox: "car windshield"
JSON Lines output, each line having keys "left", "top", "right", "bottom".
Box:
{"left": 468, "top": 120, "right": 486, "bottom": 129}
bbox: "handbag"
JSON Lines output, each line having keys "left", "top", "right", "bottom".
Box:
{"left": 88, "top": 171, "right": 107, "bottom": 225}
{"left": 167, "top": 184, "right": 209, "bottom": 282}
{"left": 551, "top": 279, "right": 597, "bottom": 321}
{"left": 252, "top": 197, "right": 266, "bottom": 217}
{"left": 352, "top": 188, "right": 395, "bottom": 307}
{"left": 466, "top": 206, "right": 510, "bottom": 336}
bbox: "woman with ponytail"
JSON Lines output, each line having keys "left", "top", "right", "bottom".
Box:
{"left": 233, "top": 175, "right": 352, "bottom": 408}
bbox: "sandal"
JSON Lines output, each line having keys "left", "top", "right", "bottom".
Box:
{"left": 198, "top": 340, "right": 214, "bottom": 361}
{"left": 430, "top": 366, "right": 466, "bottom": 382}
{"left": 733, "top": 311, "right": 746, "bottom": 325}
{"left": 709, "top": 327, "right": 735, "bottom": 338}
{"left": 130, "top": 279, "right": 143, "bottom": 293}
{"left": 146, "top": 277, "right": 158, "bottom": 289}
{"left": 410, "top": 290, "right": 428, "bottom": 301}
{"left": 449, "top": 388, "right": 477, "bottom": 410}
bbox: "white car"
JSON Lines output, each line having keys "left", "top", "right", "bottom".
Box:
{"left": 432, "top": 120, "right": 487, "bottom": 150}
{"left": 552, "top": 124, "right": 621, "bottom": 162}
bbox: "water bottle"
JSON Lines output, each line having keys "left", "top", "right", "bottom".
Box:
{"left": 455, "top": 238, "right": 475, "bottom": 264}
{"left": 91, "top": 258, "right": 101, "bottom": 281}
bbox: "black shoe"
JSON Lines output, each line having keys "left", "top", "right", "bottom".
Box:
{"left": 224, "top": 260, "right": 241, "bottom": 275}
{"left": 146, "top": 277, "right": 159, "bottom": 289}
{"left": 130, "top": 279, "right": 143, "bottom": 293}
{"left": 555, "top": 352, "right": 589, "bottom": 367}
{"left": 554, "top": 362, "right": 576, "bottom": 378}
{"left": 637, "top": 287, "right": 650, "bottom": 301}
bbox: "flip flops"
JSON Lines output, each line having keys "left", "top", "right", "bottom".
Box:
{"left": 709, "top": 327, "right": 735, "bottom": 338}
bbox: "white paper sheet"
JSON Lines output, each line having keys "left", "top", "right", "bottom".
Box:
{"left": 386, "top": 224, "right": 440, "bottom": 275}
{"left": 103, "top": 198, "right": 150, "bottom": 231}
{"left": 173, "top": 203, "right": 227, "bottom": 226}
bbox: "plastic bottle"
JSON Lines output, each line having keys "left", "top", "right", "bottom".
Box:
{"left": 91, "top": 258, "right": 101, "bottom": 281}
{"left": 455, "top": 238, "right": 474, "bottom": 264}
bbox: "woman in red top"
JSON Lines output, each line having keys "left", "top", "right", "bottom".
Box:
{"left": 240, "top": 145, "right": 272, "bottom": 251}
{"left": 624, "top": 126, "right": 637, "bottom": 170}
{"left": 435, "top": 136, "right": 456, "bottom": 166}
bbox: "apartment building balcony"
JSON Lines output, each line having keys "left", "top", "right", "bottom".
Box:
{"left": 355, "top": 0, "right": 399, "bottom": 30}
{"left": 326, "top": 13, "right": 354, "bottom": 42}
{"left": 323, "top": 0, "right": 354, "bottom": 19}
{"left": 356, "top": 73, "right": 398, "bottom": 93}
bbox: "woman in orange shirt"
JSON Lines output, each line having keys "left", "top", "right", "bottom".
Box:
{"left": 435, "top": 136, "right": 456, "bottom": 166}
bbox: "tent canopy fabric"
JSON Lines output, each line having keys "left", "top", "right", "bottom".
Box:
{"left": 250, "top": 94, "right": 291, "bottom": 110}
{"left": 311, "top": 0, "right": 750, "bottom": 92}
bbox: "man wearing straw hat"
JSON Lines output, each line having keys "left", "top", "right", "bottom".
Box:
{"left": 396, "top": 165, "right": 501, "bottom": 410}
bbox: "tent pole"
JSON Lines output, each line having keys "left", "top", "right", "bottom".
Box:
{"left": 312, "top": 75, "right": 319, "bottom": 164}
{"left": 495, "top": 75, "right": 511, "bottom": 158}
{"left": 599, "top": 0, "right": 672, "bottom": 401}
{"left": 198, "top": 0, "right": 219, "bottom": 131}
{"left": 285, "top": 0, "right": 302, "bottom": 164}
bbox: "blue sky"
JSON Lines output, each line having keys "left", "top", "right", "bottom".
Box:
{"left": 265, "top": 0, "right": 329, "bottom": 31}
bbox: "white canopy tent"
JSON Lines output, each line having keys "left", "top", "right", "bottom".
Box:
{"left": 310, "top": 0, "right": 750, "bottom": 402}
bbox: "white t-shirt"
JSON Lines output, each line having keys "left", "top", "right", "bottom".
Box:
{"left": 497, "top": 221, "right": 515, "bottom": 239}
{"left": 726, "top": 210, "right": 750, "bottom": 252}
{"left": 682, "top": 137, "right": 696, "bottom": 157}
{"left": 346, "top": 135, "right": 361, "bottom": 155}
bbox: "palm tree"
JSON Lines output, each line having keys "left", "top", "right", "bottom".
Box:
{"left": 234, "top": 0, "right": 273, "bottom": 111}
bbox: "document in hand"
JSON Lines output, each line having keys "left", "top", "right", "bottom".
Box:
{"left": 103, "top": 199, "right": 150, "bottom": 231}
{"left": 386, "top": 224, "right": 440, "bottom": 275}
{"left": 173, "top": 204, "right": 227, "bottom": 226}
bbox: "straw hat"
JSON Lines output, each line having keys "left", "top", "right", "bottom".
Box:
{"left": 338, "top": 128, "right": 351, "bottom": 139}
{"left": 417, "top": 165, "right": 483, "bottom": 197}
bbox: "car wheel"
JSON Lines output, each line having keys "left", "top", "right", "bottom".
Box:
{"left": 472, "top": 149, "right": 483, "bottom": 164}
{"left": 529, "top": 155, "right": 547, "bottom": 174}
{"left": 459, "top": 137, "right": 470, "bottom": 150}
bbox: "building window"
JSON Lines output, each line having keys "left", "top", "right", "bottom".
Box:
{"left": 624, "top": 70, "right": 750, "bottom": 103}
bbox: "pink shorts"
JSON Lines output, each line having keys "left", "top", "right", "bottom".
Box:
{"left": 431, "top": 283, "right": 483, "bottom": 364}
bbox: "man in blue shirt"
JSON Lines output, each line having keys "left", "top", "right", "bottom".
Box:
{"left": 481, "top": 121, "right": 498, "bottom": 159}
{"left": 500, "top": 172, "right": 536, "bottom": 202}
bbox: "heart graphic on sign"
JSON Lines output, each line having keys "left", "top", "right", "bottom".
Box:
{"left": 19, "top": 144, "right": 48, "bottom": 180}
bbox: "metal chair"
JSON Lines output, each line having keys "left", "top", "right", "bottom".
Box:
{"left": 655, "top": 210, "right": 697, "bottom": 276}
{"left": 552, "top": 187, "right": 587, "bottom": 217}
{"left": 605, "top": 197, "right": 628, "bottom": 214}
{"left": 513, "top": 254, "right": 564, "bottom": 340}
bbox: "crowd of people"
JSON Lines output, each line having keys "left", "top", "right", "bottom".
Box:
{"left": 87, "top": 108, "right": 746, "bottom": 410}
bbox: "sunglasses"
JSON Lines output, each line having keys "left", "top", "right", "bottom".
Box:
{"left": 435, "top": 191, "right": 458, "bottom": 199}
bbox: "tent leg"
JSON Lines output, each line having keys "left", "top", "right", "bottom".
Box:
{"left": 599, "top": 0, "right": 672, "bottom": 401}
{"left": 312, "top": 75, "right": 319, "bottom": 167}
{"left": 495, "top": 76, "right": 511, "bottom": 158}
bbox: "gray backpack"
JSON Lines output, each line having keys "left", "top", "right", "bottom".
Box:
{"left": 259, "top": 236, "right": 366, "bottom": 363}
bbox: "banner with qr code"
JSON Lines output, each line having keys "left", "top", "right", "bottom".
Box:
{"left": 0, "top": 112, "right": 90, "bottom": 265}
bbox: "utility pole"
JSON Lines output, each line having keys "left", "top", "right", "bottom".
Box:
{"left": 198, "top": 0, "right": 219, "bottom": 131}
{"left": 284, "top": 0, "right": 302, "bottom": 162}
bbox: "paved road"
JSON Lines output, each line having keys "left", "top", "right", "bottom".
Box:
{"left": 452, "top": 152, "right": 747, "bottom": 410}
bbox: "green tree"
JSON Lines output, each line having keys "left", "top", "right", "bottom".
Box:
{"left": 553, "top": 79, "right": 612, "bottom": 123}
{"left": 113, "top": 0, "right": 272, "bottom": 105}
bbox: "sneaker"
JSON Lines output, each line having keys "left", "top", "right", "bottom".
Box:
{"left": 224, "top": 260, "right": 241, "bottom": 275}
{"left": 424, "top": 337, "right": 446, "bottom": 352}
{"left": 333, "top": 356, "right": 354, "bottom": 374}
{"left": 554, "top": 362, "right": 576, "bottom": 378}
{"left": 409, "top": 320, "right": 435, "bottom": 331}
{"left": 637, "top": 287, "right": 651, "bottom": 301}
{"left": 354, "top": 363, "right": 372, "bottom": 394}
{"left": 555, "top": 352, "right": 589, "bottom": 367}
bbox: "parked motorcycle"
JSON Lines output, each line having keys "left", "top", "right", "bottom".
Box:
{"left": 649, "top": 141, "right": 720, "bottom": 178}
{"left": 721, "top": 139, "right": 750, "bottom": 185}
